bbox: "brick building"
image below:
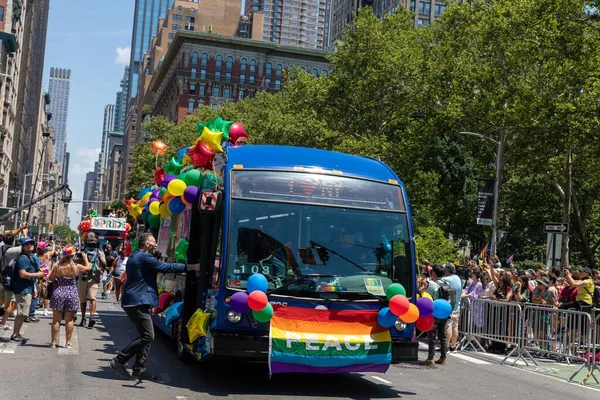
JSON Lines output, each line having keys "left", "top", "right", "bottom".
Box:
{"left": 150, "top": 31, "right": 330, "bottom": 123}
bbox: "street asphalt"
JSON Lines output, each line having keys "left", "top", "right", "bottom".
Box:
{"left": 0, "top": 296, "right": 597, "bottom": 400}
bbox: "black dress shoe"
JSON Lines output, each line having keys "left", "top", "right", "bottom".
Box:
{"left": 109, "top": 358, "right": 132, "bottom": 380}
{"left": 132, "top": 369, "right": 159, "bottom": 381}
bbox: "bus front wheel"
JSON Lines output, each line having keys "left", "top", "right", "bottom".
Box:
{"left": 174, "top": 320, "right": 197, "bottom": 364}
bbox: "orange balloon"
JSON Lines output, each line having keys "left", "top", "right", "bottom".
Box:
{"left": 151, "top": 141, "right": 168, "bottom": 155}
{"left": 399, "top": 303, "right": 420, "bottom": 324}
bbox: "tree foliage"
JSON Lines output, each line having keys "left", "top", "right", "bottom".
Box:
{"left": 53, "top": 224, "right": 78, "bottom": 242}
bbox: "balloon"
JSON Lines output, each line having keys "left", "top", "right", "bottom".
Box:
{"left": 149, "top": 214, "right": 161, "bottom": 229}
{"left": 181, "top": 196, "right": 192, "bottom": 207}
{"left": 168, "top": 178, "right": 187, "bottom": 197}
{"left": 154, "top": 167, "right": 166, "bottom": 186}
{"left": 141, "top": 210, "right": 150, "bottom": 224}
{"left": 187, "top": 140, "right": 215, "bottom": 170}
{"left": 229, "top": 292, "right": 249, "bottom": 314}
{"left": 164, "top": 157, "right": 183, "bottom": 176}
{"left": 159, "top": 187, "right": 168, "bottom": 200}
{"left": 150, "top": 188, "right": 161, "bottom": 200}
{"left": 160, "top": 175, "right": 176, "bottom": 188}
{"left": 149, "top": 200, "right": 160, "bottom": 215}
{"left": 399, "top": 303, "right": 419, "bottom": 324}
{"left": 213, "top": 116, "right": 234, "bottom": 141}
{"left": 159, "top": 202, "right": 171, "bottom": 218}
{"left": 247, "top": 291, "right": 268, "bottom": 311}
{"left": 252, "top": 303, "right": 274, "bottom": 323}
{"left": 183, "top": 169, "right": 202, "bottom": 187}
{"left": 247, "top": 273, "right": 268, "bottom": 293}
{"left": 138, "top": 187, "right": 152, "bottom": 200}
{"left": 389, "top": 294, "right": 410, "bottom": 316}
{"left": 183, "top": 186, "right": 200, "bottom": 204}
{"left": 202, "top": 171, "right": 220, "bottom": 190}
{"left": 432, "top": 299, "right": 453, "bottom": 319}
{"left": 168, "top": 197, "right": 186, "bottom": 215}
{"left": 386, "top": 283, "right": 406, "bottom": 300}
{"left": 175, "top": 147, "right": 188, "bottom": 163}
{"left": 151, "top": 140, "right": 167, "bottom": 155}
{"left": 229, "top": 122, "right": 249, "bottom": 145}
{"left": 199, "top": 126, "right": 224, "bottom": 153}
{"left": 129, "top": 203, "right": 142, "bottom": 219}
{"left": 141, "top": 192, "right": 152, "bottom": 205}
{"left": 415, "top": 315, "right": 435, "bottom": 332}
{"left": 420, "top": 292, "right": 433, "bottom": 301}
{"left": 377, "top": 307, "right": 398, "bottom": 329}
{"left": 416, "top": 297, "right": 435, "bottom": 318}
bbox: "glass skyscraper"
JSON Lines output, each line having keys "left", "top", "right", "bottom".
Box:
{"left": 127, "top": 0, "right": 176, "bottom": 102}
{"left": 48, "top": 67, "right": 71, "bottom": 164}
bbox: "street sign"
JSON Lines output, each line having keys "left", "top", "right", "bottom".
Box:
{"left": 543, "top": 222, "right": 569, "bottom": 234}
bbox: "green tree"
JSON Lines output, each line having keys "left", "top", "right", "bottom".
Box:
{"left": 53, "top": 224, "right": 78, "bottom": 242}
{"left": 414, "top": 226, "right": 460, "bottom": 265}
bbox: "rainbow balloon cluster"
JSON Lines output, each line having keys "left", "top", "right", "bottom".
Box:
{"left": 228, "top": 274, "right": 273, "bottom": 323}
{"left": 376, "top": 283, "right": 452, "bottom": 332}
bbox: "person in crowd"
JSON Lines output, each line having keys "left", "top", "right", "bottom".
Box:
{"left": 546, "top": 276, "right": 560, "bottom": 307}
{"left": 514, "top": 275, "right": 531, "bottom": 303}
{"left": 565, "top": 267, "right": 595, "bottom": 312}
{"left": 0, "top": 233, "right": 24, "bottom": 329}
{"left": 25, "top": 243, "right": 48, "bottom": 323}
{"left": 111, "top": 248, "right": 127, "bottom": 304}
{"left": 48, "top": 245, "right": 90, "bottom": 348}
{"left": 37, "top": 241, "right": 54, "bottom": 316}
{"left": 11, "top": 238, "right": 44, "bottom": 342}
{"left": 423, "top": 264, "right": 447, "bottom": 366}
{"left": 463, "top": 268, "right": 485, "bottom": 330}
{"left": 102, "top": 243, "right": 117, "bottom": 299}
{"left": 443, "top": 263, "right": 463, "bottom": 352}
{"left": 78, "top": 233, "right": 106, "bottom": 328}
{"left": 559, "top": 268, "right": 579, "bottom": 309}
{"left": 109, "top": 233, "right": 199, "bottom": 381}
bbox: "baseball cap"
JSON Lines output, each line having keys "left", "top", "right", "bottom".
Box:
{"left": 37, "top": 242, "right": 47, "bottom": 251}
{"left": 580, "top": 267, "right": 592, "bottom": 275}
{"left": 21, "top": 237, "right": 35, "bottom": 246}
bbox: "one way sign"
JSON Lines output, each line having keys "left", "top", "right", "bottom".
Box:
{"left": 544, "top": 222, "right": 569, "bottom": 234}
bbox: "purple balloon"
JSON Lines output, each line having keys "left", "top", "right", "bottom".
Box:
{"left": 183, "top": 186, "right": 200, "bottom": 204}
{"left": 160, "top": 175, "right": 176, "bottom": 188}
{"left": 417, "top": 297, "right": 434, "bottom": 318}
{"left": 150, "top": 188, "right": 161, "bottom": 199}
{"left": 230, "top": 292, "right": 249, "bottom": 313}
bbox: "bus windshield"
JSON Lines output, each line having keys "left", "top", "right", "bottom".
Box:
{"left": 226, "top": 199, "right": 413, "bottom": 298}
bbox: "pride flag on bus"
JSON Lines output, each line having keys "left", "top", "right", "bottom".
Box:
{"left": 269, "top": 306, "right": 392, "bottom": 374}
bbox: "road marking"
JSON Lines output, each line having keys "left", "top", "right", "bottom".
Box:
{"left": 448, "top": 352, "right": 491, "bottom": 365}
{"left": 506, "top": 364, "right": 600, "bottom": 393}
{"left": 175, "top": 396, "right": 187, "bottom": 400}
{"left": 2, "top": 325, "right": 27, "bottom": 354}
{"left": 58, "top": 325, "right": 79, "bottom": 355}
{"left": 370, "top": 376, "right": 393, "bottom": 385}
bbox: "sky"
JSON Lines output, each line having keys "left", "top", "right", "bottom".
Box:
{"left": 42, "top": 0, "right": 134, "bottom": 229}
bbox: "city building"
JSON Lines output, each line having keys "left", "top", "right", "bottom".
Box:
{"left": 100, "top": 104, "right": 115, "bottom": 171}
{"left": 48, "top": 67, "right": 71, "bottom": 164}
{"left": 105, "top": 132, "right": 124, "bottom": 202}
{"left": 81, "top": 170, "right": 96, "bottom": 218}
{"left": 150, "top": 31, "right": 330, "bottom": 123}
{"left": 127, "top": 0, "right": 177, "bottom": 103}
{"left": 0, "top": 0, "right": 28, "bottom": 208}
{"left": 244, "top": 0, "right": 331, "bottom": 50}
{"left": 9, "top": 0, "right": 50, "bottom": 211}
{"left": 114, "top": 66, "right": 130, "bottom": 133}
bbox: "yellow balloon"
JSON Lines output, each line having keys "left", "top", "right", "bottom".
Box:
{"left": 421, "top": 292, "right": 433, "bottom": 301}
{"left": 199, "top": 126, "right": 223, "bottom": 153}
{"left": 159, "top": 202, "right": 172, "bottom": 218}
{"left": 149, "top": 201, "right": 160, "bottom": 215}
{"left": 168, "top": 178, "right": 187, "bottom": 197}
{"left": 141, "top": 192, "right": 152, "bottom": 204}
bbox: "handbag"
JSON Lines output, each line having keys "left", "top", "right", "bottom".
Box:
{"left": 42, "top": 280, "right": 54, "bottom": 300}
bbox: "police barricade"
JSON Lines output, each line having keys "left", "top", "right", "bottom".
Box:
{"left": 522, "top": 304, "right": 593, "bottom": 382}
{"left": 460, "top": 299, "right": 527, "bottom": 365}
{"left": 457, "top": 298, "right": 485, "bottom": 352}
{"left": 581, "top": 310, "right": 600, "bottom": 385}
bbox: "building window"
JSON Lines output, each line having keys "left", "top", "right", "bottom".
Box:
{"left": 216, "top": 55, "right": 222, "bottom": 69}
{"left": 249, "top": 75, "right": 255, "bottom": 84}
{"left": 240, "top": 58, "right": 247, "bottom": 71}
{"left": 201, "top": 53, "right": 208, "bottom": 66}
{"left": 240, "top": 74, "right": 246, "bottom": 84}
{"left": 249, "top": 59, "right": 256, "bottom": 73}
{"left": 410, "top": 1, "right": 416, "bottom": 12}
{"left": 215, "top": 71, "right": 221, "bottom": 81}
{"left": 200, "top": 69, "right": 206, "bottom": 79}
{"left": 419, "top": 1, "right": 431, "bottom": 15}
{"left": 311, "top": 68, "right": 319, "bottom": 77}
{"left": 322, "top": 70, "right": 329, "bottom": 77}
{"left": 168, "top": 33, "right": 175, "bottom": 40}
{"left": 0, "top": 7, "right": 4, "bottom": 22}
{"left": 177, "top": 5, "right": 182, "bottom": 11}
{"left": 191, "top": 8, "right": 195, "bottom": 14}
{"left": 190, "top": 83, "right": 196, "bottom": 95}
{"left": 275, "top": 64, "right": 282, "bottom": 89}
{"left": 223, "top": 88, "right": 231, "bottom": 98}
{"left": 212, "top": 86, "right": 221, "bottom": 97}
{"left": 226, "top": 56, "right": 233, "bottom": 70}
{"left": 172, "top": 24, "right": 182, "bottom": 30}
{"left": 188, "top": 100, "right": 195, "bottom": 113}
{"left": 265, "top": 62, "right": 272, "bottom": 78}
{"left": 225, "top": 72, "right": 231, "bottom": 82}
{"left": 191, "top": 51, "right": 198, "bottom": 65}
{"left": 265, "top": 78, "right": 270, "bottom": 88}
{"left": 199, "top": 84, "right": 205, "bottom": 96}
{"left": 185, "top": 16, "right": 195, "bottom": 23}
{"left": 238, "top": 89, "right": 245, "bottom": 100}
{"left": 191, "top": 68, "right": 197, "bottom": 78}
{"left": 173, "top": 14, "right": 183, "bottom": 21}
{"left": 212, "top": 104, "right": 218, "bottom": 110}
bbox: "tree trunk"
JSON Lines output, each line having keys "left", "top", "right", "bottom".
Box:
{"left": 560, "top": 148, "right": 572, "bottom": 270}
{"left": 572, "top": 191, "right": 595, "bottom": 269}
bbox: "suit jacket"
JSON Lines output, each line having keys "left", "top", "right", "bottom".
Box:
{"left": 121, "top": 250, "right": 186, "bottom": 307}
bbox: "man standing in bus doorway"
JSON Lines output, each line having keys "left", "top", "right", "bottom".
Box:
{"left": 109, "top": 233, "right": 200, "bottom": 381}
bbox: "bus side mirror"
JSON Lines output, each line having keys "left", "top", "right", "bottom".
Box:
{"left": 199, "top": 190, "right": 222, "bottom": 214}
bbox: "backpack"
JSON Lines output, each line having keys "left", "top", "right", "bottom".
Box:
{"left": 0, "top": 245, "right": 15, "bottom": 291}
{"left": 437, "top": 278, "right": 457, "bottom": 310}
{"left": 585, "top": 282, "right": 600, "bottom": 308}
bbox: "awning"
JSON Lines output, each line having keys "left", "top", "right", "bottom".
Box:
{"left": 0, "top": 32, "right": 17, "bottom": 53}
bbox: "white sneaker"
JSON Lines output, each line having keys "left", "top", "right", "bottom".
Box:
{"left": 43, "top": 309, "right": 49, "bottom": 317}
{"left": 1, "top": 324, "right": 11, "bottom": 331}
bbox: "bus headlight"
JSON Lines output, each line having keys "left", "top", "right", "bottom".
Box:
{"left": 394, "top": 319, "right": 407, "bottom": 332}
{"left": 226, "top": 310, "right": 242, "bottom": 324}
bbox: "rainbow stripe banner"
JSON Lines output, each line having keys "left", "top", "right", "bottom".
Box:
{"left": 269, "top": 306, "right": 392, "bottom": 374}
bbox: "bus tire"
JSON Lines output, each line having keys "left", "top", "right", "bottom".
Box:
{"left": 174, "top": 320, "right": 197, "bottom": 364}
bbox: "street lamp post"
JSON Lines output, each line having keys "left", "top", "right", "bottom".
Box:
{"left": 460, "top": 131, "right": 505, "bottom": 257}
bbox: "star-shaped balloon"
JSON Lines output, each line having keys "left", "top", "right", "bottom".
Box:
{"left": 212, "top": 116, "right": 234, "bottom": 142}
{"left": 154, "top": 167, "right": 166, "bottom": 186}
{"left": 187, "top": 140, "right": 215, "bottom": 170}
{"left": 163, "top": 157, "right": 183, "bottom": 176}
{"left": 182, "top": 150, "right": 192, "bottom": 166}
{"left": 198, "top": 126, "right": 224, "bottom": 153}
{"left": 129, "top": 202, "right": 143, "bottom": 219}
{"left": 124, "top": 197, "right": 136, "bottom": 208}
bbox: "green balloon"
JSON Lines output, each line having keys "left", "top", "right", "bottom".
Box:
{"left": 386, "top": 283, "right": 406, "bottom": 300}
{"left": 202, "top": 171, "right": 220, "bottom": 190}
{"left": 149, "top": 214, "right": 161, "bottom": 229}
{"left": 141, "top": 210, "right": 150, "bottom": 224}
{"left": 183, "top": 169, "right": 202, "bottom": 187}
{"left": 252, "top": 303, "right": 274, "bottom": 323}
{"left": 159, "top": 187, "right": 168, "bottom": 200}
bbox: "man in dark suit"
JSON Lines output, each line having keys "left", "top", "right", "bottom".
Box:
{"left": 109, "top": 233, "right": 199, "bottom": 380}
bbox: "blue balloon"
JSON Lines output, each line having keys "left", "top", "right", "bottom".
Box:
{"left": 247, "top": 273, "right": 268, "bottom": 293}
{"left": 168, "top": 197, "right": 186, "bottom": 215}
{"left": 175, "top": 147, "right": 188, "bottom": 163}
{"left": 138, "top": 187, "right": 152, "bottom": 200}
{"left": 377, "top": 307, "right": 397, "bottom": 328}
{"left": 432, "top": 299, "right": 452, "bottom": 319}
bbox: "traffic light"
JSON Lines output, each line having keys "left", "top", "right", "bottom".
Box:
{"left": 316, "top": 247, "right": 329, "bottom": 264}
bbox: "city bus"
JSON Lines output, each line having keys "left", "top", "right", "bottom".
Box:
{"left": 151, "top": 145, "right": 418, "bottom": 364}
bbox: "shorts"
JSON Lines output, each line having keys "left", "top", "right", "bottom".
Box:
{"left": 14, "top": 293, "right": 32, "bottom": 316}
{"left": 446, "top": 310, "right": 461, "bottom": 330}
{"left": 78, "top": 279, "right": 99, "bottom": 303}
{"left": 0, "top": 283, "right": 15, "bottom": 304}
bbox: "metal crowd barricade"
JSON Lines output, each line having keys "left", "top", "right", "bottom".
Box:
{"left": 581, "top": 309, "right": 600, "bottom": 385}
{"left": 522, "top": 304, "right": 595, "bottom": 382}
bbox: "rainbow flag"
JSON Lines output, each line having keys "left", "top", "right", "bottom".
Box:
{"left": 506, "top": 254, "right": 514, "bottom": 264}
{"left": 269, "top": 306, "right": 392, "bottom": 374}
{"left": 478, "top": 243, "right": 489, "bottom": 260}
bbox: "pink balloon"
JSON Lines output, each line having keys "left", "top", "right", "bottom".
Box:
{"left": 229, "top": 122, "right": 248, "bottom": 145}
